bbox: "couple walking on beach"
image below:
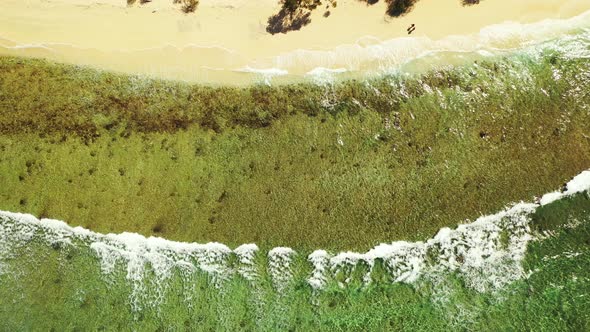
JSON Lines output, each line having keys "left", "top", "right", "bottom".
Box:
{"left": 407, "top": 24, "right": 416, "bottom": 34}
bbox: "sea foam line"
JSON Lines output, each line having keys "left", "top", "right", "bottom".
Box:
{"left": 0, "top": 170, "right": 589, "bottom": 304}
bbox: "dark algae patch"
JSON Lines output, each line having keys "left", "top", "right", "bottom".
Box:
{"left": 1, "top": 53, "right": 590, "bottom": 250}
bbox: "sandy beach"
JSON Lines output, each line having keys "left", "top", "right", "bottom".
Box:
{"left": 1, "top": 0, "right": 590, "bottom": 84}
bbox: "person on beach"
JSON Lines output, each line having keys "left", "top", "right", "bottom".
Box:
{"left": 407, "top": 24, "right": 416, "bottom": 34}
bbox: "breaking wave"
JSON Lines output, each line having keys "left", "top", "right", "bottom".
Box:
{"left": 1, "top": 170, "right": 589, "bottom": 311}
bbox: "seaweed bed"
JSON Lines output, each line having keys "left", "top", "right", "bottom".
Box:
{"left": 0, "top": 52, "right": 589, "bottom": 250}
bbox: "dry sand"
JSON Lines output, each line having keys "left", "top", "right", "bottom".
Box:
{"left": 1, "top": 0, "right": 590, "bottom": 84}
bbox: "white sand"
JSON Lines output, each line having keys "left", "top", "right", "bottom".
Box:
{"left": 1, "top": 0, "right": 590, "bottom": 84}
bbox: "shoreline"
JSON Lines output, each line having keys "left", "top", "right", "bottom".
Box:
{"left": 1, "top": 0, "right": 590, "bottom": 84}
{"left": 1, "top": 51, "right": 589, "bottom": 249}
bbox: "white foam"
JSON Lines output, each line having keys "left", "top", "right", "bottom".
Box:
{"left": 235, "top": 243, "right": 259, "bottom": 282}
{"left": 540, "top": 191, "right": 563, "bottom": 206}
{"left": 306, "top": 67, "right": 348, "bottom": 76}
{"left": 311, "top": 202, "right": 536, "bottom": 292}
{"left": 308, "top": 250, "right": 331, "bottom": 289}
{"left": 7, "top": 43, "right": 55, "bottom": 52}
{"left": 565, "top": 170, "right": 590, "bottom": 195}
{"left": 305, "top": 67, "right": 348, "bottom": 85}
{"left": 366, "top": 241, "right": 426, "bottom": 283}
{"left": 540, "top": 170, "right": 590, "bottom": 205}
{"left": 0, "top": 210, "right": 234, "bottom": 310}
{"left": 235, "top": 66, "right": 288, "bottom": 76}
{"left": 268, "top": 247, "right": 296, "bottom": 291}
{"left": 265, "top": 10, "right": 590, "bottom": 79}
{"left": 233, "top": 66, "right": 288, "bottom": 85}
{"left": 0, "top": 168, "right": 589, "bottom": 300}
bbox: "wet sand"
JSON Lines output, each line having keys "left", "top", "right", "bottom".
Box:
{"left": 1, "top": 0, "right": 590, "bottom": 84}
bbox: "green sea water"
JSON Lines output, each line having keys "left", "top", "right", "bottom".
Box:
{"left": 0, "top": 187, "right": 589, "bottom": 331}
{"left": 1, "top": 27, "right": 590, "bottom": 330}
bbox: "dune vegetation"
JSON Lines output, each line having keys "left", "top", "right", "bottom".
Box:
{"left": 1, "top": 50, "right": 589, "bottom": 251}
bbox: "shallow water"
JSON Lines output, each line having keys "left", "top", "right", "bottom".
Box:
{"left": 2, "top": 2, "right": 590, "bottom": 328}
{"left": 0, "top": 170, "right": 588, "bottom": 322}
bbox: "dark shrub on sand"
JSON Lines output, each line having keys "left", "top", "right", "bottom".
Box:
{"left": 173, "top": 0, "right": 199, "bottom": 13}
{"left": 462, "top": 0, "right": 482, "bottom": 5}
{"left": 267, "top": 0, "right": 337, "bottom": 34}
{"left": 385, "top": 0, "right": 418, "bottom": 17}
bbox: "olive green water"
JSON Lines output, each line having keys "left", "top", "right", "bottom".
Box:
{"left": 2, "top": 45, "right": 590, "bottom": 250}
{"left": 0, "top": 192, "right": 589, "bottom": 331}
{"left": 2, "top": 29, "right": 590, "bottom": 330}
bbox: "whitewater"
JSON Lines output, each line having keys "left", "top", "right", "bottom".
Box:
{"left": 1, "top": 170, "right": 589, "bottom": 312}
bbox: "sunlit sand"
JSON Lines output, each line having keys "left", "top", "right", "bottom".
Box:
{"left": 1, "top": 0, "right": 589, "bottom": 83}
